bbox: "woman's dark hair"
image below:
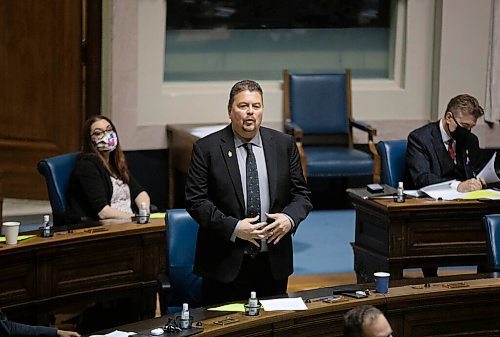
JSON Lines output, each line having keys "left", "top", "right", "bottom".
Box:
{"left": 82, "top": 115, "right": 130, "bottom": 184}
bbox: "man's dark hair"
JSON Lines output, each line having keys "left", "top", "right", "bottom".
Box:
{"left": 227, "top": 80, "right": 263, "bottom": 110}
{"left": 343, "top": 305, "right": 383, "bottom": 337}
{"left": 445, "top": 94, "right": 484, "bottom": 119}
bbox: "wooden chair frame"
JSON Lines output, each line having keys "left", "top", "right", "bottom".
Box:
{"left": 282, "top": 69, "right": 380, "bottom": 183}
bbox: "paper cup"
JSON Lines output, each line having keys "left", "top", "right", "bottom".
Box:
{"left": 2, "top": 222, "right": 20, "bottom": 245}
{"left": 374, "top": 272, "right": 390, "bottom": 293}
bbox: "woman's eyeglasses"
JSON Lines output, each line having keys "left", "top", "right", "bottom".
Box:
{"left": 91, "top": 125, "right": 113, "bottom": 139}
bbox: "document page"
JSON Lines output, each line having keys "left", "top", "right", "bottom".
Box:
{"left": 419, "top": 179, "right": 500, "bottom": 200}
{"left": 190, "top": 125, "right": 227, "bottom": 138}
{"left": 419, "top": 180, "right": 463, "bottom": 200}
{"left": 476, "top": 152, "right": 500, "bottom": 184}
{"left": 259, "top": 297, "right": 308, "bottom": 311}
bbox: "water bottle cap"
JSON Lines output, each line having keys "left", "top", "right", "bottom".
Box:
{"left": 43, "top": 215, "right": 50, "bottom": 222}
{"left": 182, "top": 303, "right": 188, "bottom": 310}
{"left": 398, "top": 181, "right": 404, "bottom": 188}
{"left": 140, "top": 202, "right": 146, "bottom": 209}
{"left": 250, "top": 291, "right": 256, "bottom": 298}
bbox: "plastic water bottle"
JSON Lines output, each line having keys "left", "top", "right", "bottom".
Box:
{"left": 396, "top": 181, "right": 405, "bottom": 203}
{"left": 41, "top": 214, "right": 52, "bottom": 237}
{"left": 247, "top": 291, "right": 259, "bottom": 316}
{"left": 179, "top": 303, "right": 190, "bottom": 329}
{"left": 137, "top": 202, "right": 149, "bottom": 224}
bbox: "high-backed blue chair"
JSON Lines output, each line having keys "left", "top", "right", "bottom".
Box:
{"left": 158, "top": 209, "right": 202, "bottom": 314}
{"left": 376, "top": 140, "right": 408, "bottom": 188}
{"left": 482, "top": 214, "right": 500, "bottom": 271}
{"left": 283, "top": 69, "right": 378, "bottom": 182}
{"left": 37, "top": 152, "right": 80, "bottom": 221}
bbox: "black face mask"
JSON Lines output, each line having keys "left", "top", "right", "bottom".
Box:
{"left": 449, "top": 114, "right": 471, "bottom": 142}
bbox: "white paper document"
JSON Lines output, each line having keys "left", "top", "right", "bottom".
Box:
{"left": 89, "top": 330, "right": 136, "bottom": 337}
{"left": 259, "top": 297, "right": 308, "bottom": 311}
{"left": 190, "top": 124, "right": 227, "bottom": 138}
{"left": 476, "top": 152, "right": 500, "bottom": 184}
{"left": 419, "top": 180, "right": 464, "bottom": 200}
{"left": 418, "top": 179, "right": 500, "bottom": 200}
{"left": 404, "top": 190, "right": 424, "bottom": 198}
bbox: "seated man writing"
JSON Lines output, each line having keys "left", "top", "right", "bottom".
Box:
{"left": 406, "top": 94, "right": 487, "bottom": 192}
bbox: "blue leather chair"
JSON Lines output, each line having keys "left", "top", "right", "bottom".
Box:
{"left": 283, "top": 69, "right": 378, "bottom": 182}
{"left": 158, "top": 209, "right": 202, "bottom": 314}
{"left": 37, "top": 152, "right": 80, "bottom": 220}
{"left": 376, "top": 140, "right": 408, "bottom": 188}
{"left": 482, "top": 214, "right": 500, "bottom": 271}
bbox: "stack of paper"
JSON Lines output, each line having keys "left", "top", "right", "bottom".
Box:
{"left": 417, "top": 152, "right": 500, "bottom": 200}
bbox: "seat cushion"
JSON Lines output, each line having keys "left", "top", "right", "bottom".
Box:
{"left": 305, "top": 147, "right": 373, "bottom": 177}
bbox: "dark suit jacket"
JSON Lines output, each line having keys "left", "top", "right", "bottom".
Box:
{"left": 185, "top": 125, "right": 312, "bottom": 283}
{"left": 67, "top": 153, "right": 144, "bottom": 221}
{"left": 406, "top": 121, "right": 484, "bottom": 189}
{"left": 0, "top": 310, "right": 56, "bottom": 337}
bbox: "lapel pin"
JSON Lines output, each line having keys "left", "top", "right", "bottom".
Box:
{"left": 228, "top": 151, "right": 233, "bottom": 157}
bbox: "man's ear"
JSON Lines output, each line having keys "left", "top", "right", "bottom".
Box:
{"left": 445, "top": 111, "right": 454, "bottom": 124}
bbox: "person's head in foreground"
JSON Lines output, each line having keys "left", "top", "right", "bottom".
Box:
{"left": 343, "top": 305, "right": 393, "bottom": 337}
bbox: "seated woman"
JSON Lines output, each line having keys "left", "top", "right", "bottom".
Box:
{"left": 67, "top": 116, "right": 150, "bottom": 221}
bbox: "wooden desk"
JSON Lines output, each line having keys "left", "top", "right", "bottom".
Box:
{"left": 0, "top": 219, "right": 165, "bottom": 327}
{"left": 100, "top": 274, "right": 500, "bottom": 336}
{"left": 347, "top": 188, "right": 500, "bottom": 283}
{"left": 167, "top": 122, "right": 288, "bottom": 209}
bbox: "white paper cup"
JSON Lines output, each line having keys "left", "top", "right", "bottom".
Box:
{"left": 2, "top": 222, "right": 20, "bottom": 245}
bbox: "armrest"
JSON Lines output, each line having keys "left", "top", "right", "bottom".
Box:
{"left": 350, "top": 119, "right": 380, "bottom": 183}
{"left": 350, "top": 119, "right": 377, "bottom": 141}
{"left": 157, "top": 271, "right": 171, "bottom": 291}
{"left": 284, "top": 119, "right": 307, "bottom": 179}
{"left": 284, "top": 119, "right": 304, "bottom": 141}
{"left": 157, "top": 271, "right": 172, "bottom": 314}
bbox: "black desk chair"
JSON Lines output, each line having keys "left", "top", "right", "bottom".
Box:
{"left": 37, "top": 152, "right": 80, "bottom": 224}
{"left": 283, "top": 69, "right": 378, "bottom": 182}
{"left": 483, "top": 214, "right": 500, "bottom": 271}
{"left": 376, "top": 140, "right": 408, "bottom": 188}
{"left": 158, "top": 209, "right": 202, "bottom": 314}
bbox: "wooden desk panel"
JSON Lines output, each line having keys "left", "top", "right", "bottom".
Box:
{"left": 0, "top": 219, "right": 165, "bottom": 326}
{"left": 348, "top": 189, "right": 500, "bottom": 282}
{"left": 102, "top": 275, "right": 500, "bottom": 337}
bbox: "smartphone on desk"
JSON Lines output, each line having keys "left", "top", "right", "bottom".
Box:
{"left": 367, "top": 183, "right": 384, "bottom": 193}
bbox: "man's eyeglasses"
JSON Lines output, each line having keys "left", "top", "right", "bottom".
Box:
{"left": 450, "top": 114, "right": 473, "bottom": 131}
{"left": 91, "top": 125, "right": 113, "bottom": 138}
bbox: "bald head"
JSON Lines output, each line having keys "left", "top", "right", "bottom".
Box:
{"left": 344, "top": 305, "right": 393, "bottom": 337}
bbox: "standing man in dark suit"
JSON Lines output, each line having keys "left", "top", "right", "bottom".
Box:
{"left": 185, "top": 80, "right": 312, "bottom": 306}
{"left": 406, "top": 94, "right": 486, "bottom": 192}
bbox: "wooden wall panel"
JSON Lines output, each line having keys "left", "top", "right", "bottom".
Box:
{"left": 0, "top": 0, "right": 85, "bottom": 199}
